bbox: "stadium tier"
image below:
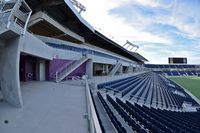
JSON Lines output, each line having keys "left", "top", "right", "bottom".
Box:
{"left": 98, "top": 72, "right": 199, "bottom": 109}
{"left": 144, "top": 64, "right": 200, "bottom": 76}
{"left": 95, "top": 93, "right": 200, "bottom": 133}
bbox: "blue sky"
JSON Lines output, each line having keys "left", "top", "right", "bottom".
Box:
{"left": 78, "top": 0, "right": 200, "bottom": 64}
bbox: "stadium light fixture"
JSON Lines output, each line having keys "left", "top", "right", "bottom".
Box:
{"left": 70, "top": 0, "right": 86, "bottom": 14}
{"left": 123, "top": 40, "right": 139, "bottom": 52}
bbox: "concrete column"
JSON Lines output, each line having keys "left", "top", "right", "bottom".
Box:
{"left": 119, "top": 65, "right": 123, "bottom": 74}
{"left": 0, "top": 37, "right": 22, "bottom": 107}
{"left": 37, "top": 60, "right": 46, "bottom": 81}
{"left": 86, "top": 59, "right": 93, "bottom": 79}
{"left": 128, "top": 65, "right": 133, "bottom": 73}
{"left": 36, "top": 59, "right": 46, "bottom": 81}
{"left": 105, "top": 64, "right": 109, "bottom": 75}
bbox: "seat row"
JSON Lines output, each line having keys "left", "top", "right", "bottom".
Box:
{"left": 99, "top": 94, "right": 200, "bottom": 133}
{"left": 98, "top": 72, "right": 199, "bottom": 109}
{"left": 97, "top": 92, "right": 127, "bottom": 133}
{"left": 155, "top": 70, "right": 200, "bottom": 76}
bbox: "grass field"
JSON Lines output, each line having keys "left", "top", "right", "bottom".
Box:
{"left": 169, "top": 76, "right": 200, "bottom": 100}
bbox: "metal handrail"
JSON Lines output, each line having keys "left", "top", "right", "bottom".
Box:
{"left": 23, "top": 11, "right": 32, "bottom": 34}
{"left": 50, "top": 60, "right": 74, "bottom": 78}
{"left": 85, "top": 78, "right": 102, "bottom": 133}
{"left": 0, "top": 0, "right": 32, "bottom": 35}
{"left": 56, "top": 56, "right": 89, "bottom": 82}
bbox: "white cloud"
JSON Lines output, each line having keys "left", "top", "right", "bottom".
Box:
{"left": 133, "top": 0, "right": 160, "bottom": 7}
{"left": 76, "top": 0, "right": 200, "bottom": 64}
{"left": 78, "top": 0, "right": 173, "bottom": 45}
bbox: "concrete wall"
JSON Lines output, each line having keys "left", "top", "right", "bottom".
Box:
{"left": 0, "top": 37, "right": 22, "bottom": 107}
{"left": 20, "top": 32, "right": 53, "bottom": 60}
{"left": 37, "top": 35, "right": 138, "bottom": 66}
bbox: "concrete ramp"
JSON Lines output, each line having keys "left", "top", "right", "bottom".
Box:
{"left": 20, "top": 32, "right": 53, "bottom": 60}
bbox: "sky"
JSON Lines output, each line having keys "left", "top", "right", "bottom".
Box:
{"left": 77, "top": 0, "right": 200, "bottom": 64}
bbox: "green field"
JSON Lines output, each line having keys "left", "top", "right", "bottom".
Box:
{"left": 170, "top": 77, "right": 200, "bottom": 100}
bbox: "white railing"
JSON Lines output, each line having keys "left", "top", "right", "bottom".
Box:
{"left": 92, "top": 72, "right": 145, "bottom": 85}
{"left": 0, "top": 0, "right": 14, "bottom": 27}
{"left": 50, "top": 60, "right": 75, "bottom": 80}
{"left": 56, "top": 56, "right": 89, "bottom": 82}
{"left": 0, "top": 10, "right": 11, "bottom": 27}
{"left": 0, "top": 0, "right": 32, "bottom": 35}
{"left": 85, "top": 78, "right": 102, "bottom": 133}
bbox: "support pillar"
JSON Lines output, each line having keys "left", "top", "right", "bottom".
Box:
{"left": 0, "top": 37, "right": 22, "bottom": 107}
{"left": 119, "top": 65, "right": 123, "bottom": 74}
{"left": 128, "top": 65, "right": 133, "bottom": 73}
{"left": 105, "top": 64, "right": 109, "bottom": 75}
{"left": 86, "top": 59, "right": 93, "bottom": 79}
{"left": 36, "top": 59, "right": 46, "bottom": 81}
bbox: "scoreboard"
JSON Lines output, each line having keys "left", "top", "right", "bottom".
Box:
{"left": 168, "top": 57, "right": 187, "bottom": 64}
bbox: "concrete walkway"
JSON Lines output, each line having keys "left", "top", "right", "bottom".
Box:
{"left": 0, "top": 81, "right": 88, "bottom": 133}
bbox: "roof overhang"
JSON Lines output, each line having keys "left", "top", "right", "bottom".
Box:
{"left": 25, "top": 0, "right": 146, "bottom": 63}
{"left": 28, "top": 11, "right": 85, "bottom": 43}
{"left": 131, "top": 52, "right": 148, "bottom": 63}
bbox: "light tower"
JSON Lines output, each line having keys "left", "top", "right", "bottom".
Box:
{"left": 70, "top": 0, "right": 86, "bottom": 14}
{"left": 123, "top": 40, "right": 139, "bottom": 52}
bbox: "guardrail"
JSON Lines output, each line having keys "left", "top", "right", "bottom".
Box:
{"left": 85, "top": 78, "right": 102, "bottom": 133}
{"left": 0, "top": 0, "right": 32, "bottom": 35}
{"left": 56, "top": 56, "right": 89, "bottom": 82}
{"left": 92, "top": 71, "right": 147, "bottom": 85}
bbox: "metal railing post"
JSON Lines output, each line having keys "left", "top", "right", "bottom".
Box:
{"left": 55, "top": 71, "right": 58, "bottom": 82}
{"left": 23, "top": 11, "right": 32, "bottom": 35}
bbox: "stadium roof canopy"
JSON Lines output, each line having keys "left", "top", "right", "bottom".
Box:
{"left": 131, "top": 52, "right": 148, "bottom": 63}
{"left": 25, "top": 0, "right": 147, "bottom": 63}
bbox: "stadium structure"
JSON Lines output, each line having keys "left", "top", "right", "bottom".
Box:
{"left": 144, "top": 64, "right": 200, "bottom": 76}
{"left": 0, "top": 0, "right": 200, "bottom": 133}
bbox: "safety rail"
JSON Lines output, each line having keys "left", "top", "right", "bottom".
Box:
{"left": 56, "top": 56, "right": 89, "bottom": 82}
{"left": 55, "top": 60, "right": 77, "bottom": 79}
{"left": 85, "top": 78, "right": 102, "bottom": 133}
{"left": 0, "top": 0, "right": 32, "bottom": 35}
{"left": 50, "top": 60, "right": 75, "bottom": 80}
{"left": 93, "top": 72, "right": 145, "bottom": 85}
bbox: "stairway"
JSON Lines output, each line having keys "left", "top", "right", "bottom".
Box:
{"left": 56, "top": 56, "right": 90, "bottom": 82}
{"left": 108, "top": 63, "right": 122, "bottom": 76}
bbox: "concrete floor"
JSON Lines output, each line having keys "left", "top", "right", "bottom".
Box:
{"left": 0, "top": 81, "right": 88, "bottom": 133}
